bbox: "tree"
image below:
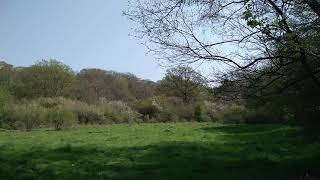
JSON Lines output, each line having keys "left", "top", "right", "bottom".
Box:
{"left": 0, "top": 61, "right": 14, "bottom": 89}
{"left": 12, "top": 59, "right": 76, "bottom": 98}
{"left": 126, "top": 0, "right": 320, "bottom": 129}
{"left": 156, "top": 66, "right": 207, "bottom": 104}
{"left": 77, "top": 69, "right": 156, "bottom": 103}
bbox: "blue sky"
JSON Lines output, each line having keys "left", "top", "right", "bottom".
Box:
{"left": 0, "top": 0, "right": 165, "bottom": 81}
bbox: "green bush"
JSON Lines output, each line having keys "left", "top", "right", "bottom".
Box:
{"left": 47, "top": 106, "right": 76, "bottom": 130}
{"left": 38, "top": 97, "right": 107, "bottom": 124}
{"left": 100, "top": 100, "right": 141, "bottom": 123}
{"left": 0, "top": 103, "right": 46, "bottom": 130}
{"left": 243, "top": 107, "right": 284, "bottom": 124}
{"left": 194, "top": 104, "right": 209, "bottom": 122}
{"left": 207, "top": 103, "right": 247, "bottom": 124}
{"left": 0, "top": 88, "right": 14, "bottom": 108}
{"left": 134, "top": 99, "right": 162, "bottom": 121}
{"left": 220, "top": 105, "right": 247, "bottom": 124}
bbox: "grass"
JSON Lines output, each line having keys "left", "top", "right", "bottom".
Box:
{"left": 0, "top": 123, "right": 319, "bottom": 180}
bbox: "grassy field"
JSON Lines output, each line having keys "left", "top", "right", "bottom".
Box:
{"left": 0, "top": 123, "right": 319, "bottom": 180}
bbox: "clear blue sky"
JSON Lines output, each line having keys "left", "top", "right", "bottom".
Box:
{"left": 0, "top": 0, "right": 165, "bottom": 81}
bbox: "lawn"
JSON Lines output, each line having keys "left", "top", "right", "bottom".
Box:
{"left": 0, "top": 123, "right": 319, "bottom": 180}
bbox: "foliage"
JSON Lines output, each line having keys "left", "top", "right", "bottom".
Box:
{"left": 0, "top": 88, "right": 14, "bottom": 109}
{"left": 12, "top": 59, "right": 76, "bottom": 99}
{"left": 126, "top": 0, "right": 320, "bottom": 131}
{"left": 77, "top": 69, "right": 155, "bottom": 103}
{"left": 99, "top": 99, "right": 141, "bottom": 123}
{"left": 134, "top": 99, "right": 163, "bottom": 121}
{"left": 46, "top": 106, "right": 76, "bottom": 130}
{"left": 194, "top": 104, "right": 209, "bottom": 122}
{"left": 156, "top": 66, "right": 208, "bottom": 104}
{"left": 0, "top": 103, "right": 47, "bottom": 131}
{"left": 38, "top": 97, "right": 107, "bottom": 124}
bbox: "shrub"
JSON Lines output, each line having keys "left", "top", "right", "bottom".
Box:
{"left": 0, "top": 88, "right": 15, "bottom": 128}
{"left": 134, "top": 99, "right": 162, "bottom": 121}
{"left": 99, "top": 99, "right": 141, "bottom": 123}
{"left": 0, "top": 88, "right": 14, "bottom": 108}
{"left": 0, "top": 103, "right": 46, "bottom": 130}
{"left": 194, "top": 104, "right": 209, "bottom": 122}
{"left": 75, "top": 104, "right": 106, "bottom": 124}
{"left": 243, "top": 107, "right": 284, "bottom": 124}
{"left": 219, "top": 105, "right": 247, "bottom": 124}
{"left": 148, "top": 96, "right": 195, "bottom": 122}
{"left": 47, "top": 106, "right": 76, "bottom": 130}
{"left": 38, "top": 97, "right": 107, "bottom": 124}
{"left": 203, "top": 102, "right": 247, "bottom": 123}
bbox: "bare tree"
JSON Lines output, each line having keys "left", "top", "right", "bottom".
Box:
{"left": 125, "top": 0, "right": 320, "bottom": 91}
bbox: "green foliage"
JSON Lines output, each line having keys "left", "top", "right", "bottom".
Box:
{"left": 0, "top": 61, "right": 14, "bottom": 88}
{"left": 194, "top": 104, "right": 209, "bottom": 122}
{"left": 0, "top": 88, "right": 14, "bottom": 109}
{"left": 38, "top": 97, "right": 107, "bottom": 124}
{"left": 134, "top": 96, "right": 197, "bottom": 122}
{"left": 156, "top": 66, "right": 208, "bottom": 104}
{"left": 218, "top": 105, "right": 247, "bottom": 124}
{"left": 134, "top": 99, "right": 162, "bottom": 120}
{"left": 46, "top": 106, "right": 76, "bottom": 130}
{"left": 0, "top": 103, "right": 47, "bottom": 131}
{"left": 99, "top": 99, "right": 141, "bottom": 123}
{"left": 77, "top": 69, "right": 155, "bottom": 103}
{"left": 12, "top": 59, "right": 76, "bottom": 99}
{"left": 0, "top": 123, "right": 319, "bottom": 179}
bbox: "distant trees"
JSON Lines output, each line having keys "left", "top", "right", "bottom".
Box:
{"left": 0, "top": 60, "right": 157, "bottom": 104}
{"left": 0, "top": 61, "right": 14, "bottom": 88}
{"left": 11, "top": 60, "right": 76, "bottom": 99}
{"left": 77, "top": 69, "right": 156, "bottom": 103}
{"left": 156, "top": 66, "right": 208, "bottom": 104}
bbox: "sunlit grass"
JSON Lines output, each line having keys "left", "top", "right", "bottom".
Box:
{"left": 0, "top": 123, "right": 319, "bottom": 179}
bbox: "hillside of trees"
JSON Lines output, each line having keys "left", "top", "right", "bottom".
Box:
{"left": 0, "top": 60, "right": 219, "bottom": 130}
{"left": 1, "top": 55, "right": 317, "bottom": 133}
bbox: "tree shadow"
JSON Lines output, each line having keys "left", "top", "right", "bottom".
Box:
{"left": 201, "top": 124, "right": 286, "bottom": 134}
{"left": 0, "top": 138, "right": 319, "bottom": 180}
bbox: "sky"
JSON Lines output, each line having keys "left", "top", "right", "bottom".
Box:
{"left": 0, "top": 0, "right": 165, "bottom": 81}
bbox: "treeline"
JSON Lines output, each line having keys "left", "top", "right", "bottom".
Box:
{"left": 2, "top": 59, "right": 314, "bottom": 131}
{"left": 0, "top": 60, "right": 156, "bottom": 102}
{"left": 0, "top": 60, "right": 218, "bottom": 130}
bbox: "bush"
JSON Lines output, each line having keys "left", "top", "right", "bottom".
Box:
{"left": 0, "top": 88, "right": 14, "bottom": 108}
{"left": 38, "top": 97, "right": 106, "bottom": 124}
{"left": 99, "top": 99, "right": 141, "bottom": 123}
{"left": 47, "top": 106, "right": 76, "bottom": 130}
{"left": 243, "top": 107, "right": 284, "bottom": 124}
{"left": 220, "top": 105, "right": 247, "bottom": 124}
{"left": 0, "top": 103, "right": 47, "bottom": 130}
{"left": 134, "top": 99, "right": 162, "bottom": 121}
{"left": 203, "top": 102, "right": 247, "bottom": 123}
{"left": 194, "top": 104, "right": 209, "bottom": 122}
{"left": 134, "top": 97, "right": 194, "bottom": 122}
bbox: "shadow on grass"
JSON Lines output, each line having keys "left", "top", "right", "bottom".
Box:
{"left": 1, "top": 142, "right": 320, "bottom": 179}
{"left": 201, "top": 124, "right": 288, "bottom": 134}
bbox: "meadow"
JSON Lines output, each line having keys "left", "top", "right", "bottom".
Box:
{"left": 0, "top": 123, "right": 319, "bottom": 180}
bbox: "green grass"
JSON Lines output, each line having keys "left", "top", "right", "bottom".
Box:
{"left": 0, "top": 123, "right": 319, "bottom": 179}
